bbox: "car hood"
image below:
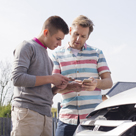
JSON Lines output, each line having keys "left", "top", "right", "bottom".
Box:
{"left": 91, "top": 87, "right": 136, "bottom": 115}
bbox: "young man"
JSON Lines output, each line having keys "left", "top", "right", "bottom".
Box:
{"left": 52, "top": 15, "right": 113, "bottom": 136}
{"left": 11, "top": 16, "right": 70, "bottom": 136}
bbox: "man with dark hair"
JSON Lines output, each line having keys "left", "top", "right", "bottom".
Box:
{"left": 11, "top": 16, "right": 70, "bottom": 136}
{"left": 52, "top": 15, "right": 113, "bottom": 136}
{"left": 42, "top": 16, "right": 69, "bottom": 35}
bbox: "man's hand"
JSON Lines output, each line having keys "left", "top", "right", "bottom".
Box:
{"left": 51, "top": 74, "right": 70, "bottom": 86}
{"left": 82, "top": 77, "right": 97, "bottom": 91}
{"left": 55, "top": 80, "right": 82, "bottom": 94}
{"left": 56, "top": 81, "right": 68, "bottom": 90}
{"left": 52, "top": 79, "right": 69, "bottom": 95}
{"left": 67, "top": 80, "right": 82, "bottom": 92}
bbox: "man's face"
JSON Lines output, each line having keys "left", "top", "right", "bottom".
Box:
{"left": 45, "top": 30, "right": 65, "bottom": 50}
{"left": 69, "top": 25, "right": 89, "bottom": 50}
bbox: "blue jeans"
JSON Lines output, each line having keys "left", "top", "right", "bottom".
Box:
{"left": 55, "top": 118, "right": 80, "bottom": 136}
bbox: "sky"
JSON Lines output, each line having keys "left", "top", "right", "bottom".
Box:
{"left": 0, "top": 0, "right": 136, "bottom": 107}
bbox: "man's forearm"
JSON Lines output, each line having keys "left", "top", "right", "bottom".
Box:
{"left": 96, "top": 77, "right": 113, "bottom": 90}
{"left": 35, "top": 76, "right": 53, "bottom": 86}
{"left": 12, "top": 73, "right": 36, "bottom": 87}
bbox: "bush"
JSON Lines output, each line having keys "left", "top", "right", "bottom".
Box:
{"left": 0, "top": 104, "right": 11, "bottom": 117}
{"left": 0, "top": 105, "right": 57, "bottom": 118}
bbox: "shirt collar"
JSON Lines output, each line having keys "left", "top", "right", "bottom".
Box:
{"left": 81, "top": 43, "right": 87, "bottom": 50}
{"left": 33, "top": 37, "right": 47, "bottom": 49}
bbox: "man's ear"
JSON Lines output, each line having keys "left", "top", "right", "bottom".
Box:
{"left": 86, "top": 35, "right": 89, "bottom": 40}
{"left": 69, "top": 27, "right": 72, "bottom": 35}
{"left": 44, "top": 29, "right": 48, "bottom": 36}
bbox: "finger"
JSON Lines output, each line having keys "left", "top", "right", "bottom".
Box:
{"left": 82, "top": 82, "right": 91, "bottom": 86}
{"left": 82, "top": 86, "right": 94, "bottom": 91}
{"left": 88, "top": 77, "right": 94, "bottom": 80}
{"left": 81, "top": 86, "right": 87, "bottom": 90}
{"left": 82, "top": 84, "right": 94, "bottom": 87}
{"left": 62, "top": 80, "right": 69, "bottom": 85}
{"left": 75, "top": 80, "right": 82, "bottom": 83}
{"left": 75, "top": 80, "right": 82, "bottom": 82}
{"left": 82, "top": 84, "right": 88, "bottom": 88}
{"left": 71, "top": 81, "right": 79, "bottom": 84}
{"left": 63, "top": 76, "right": 70, "bottom": 81}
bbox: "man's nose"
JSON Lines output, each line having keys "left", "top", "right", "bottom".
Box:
{"left": 58, "top": 41, "right": 61, "bottom": 46}
{"left": 77, "top": 36, "right": 81, "bottom": 41}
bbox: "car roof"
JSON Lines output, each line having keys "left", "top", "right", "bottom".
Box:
{"left": 106, "top": 81, "right": 136, "bottom": 97}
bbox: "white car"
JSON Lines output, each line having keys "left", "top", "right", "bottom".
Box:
{"left": 74, "top": 87, "right": 136, "bottom": 136}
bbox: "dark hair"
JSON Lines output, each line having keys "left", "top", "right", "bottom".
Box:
{"left": 42, "top": 16, "right": 69, "bottom": 35}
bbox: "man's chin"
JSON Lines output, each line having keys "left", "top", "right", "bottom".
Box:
{"left": 48, "top": 46, "right": 56, "bottom": 50}
{"left": 51, "top": 46, "right": 58, "bottom": 50}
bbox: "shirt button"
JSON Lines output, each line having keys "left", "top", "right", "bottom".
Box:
{"left": 78, "top": 94, "right": 80, "bottom": 96}
{"left": 77, "top": 71, "right": 79, "bottom": 73}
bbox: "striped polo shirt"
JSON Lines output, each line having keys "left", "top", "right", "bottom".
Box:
{"left": 51, "top": 43, "right": 110, "bottom": 125}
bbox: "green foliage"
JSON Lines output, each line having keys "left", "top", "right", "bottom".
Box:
{"left": 0, "top": 105, "right": 57, "bottom": 118}
{"left": 0, "top": 104, "right": 11, "bottom": 117}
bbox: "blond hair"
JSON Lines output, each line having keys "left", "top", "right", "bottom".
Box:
{"left": 72, "top": 15, "right": 94, "bottom": 35}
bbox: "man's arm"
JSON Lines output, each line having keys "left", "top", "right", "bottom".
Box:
{"left": 12, "top": 42, "right": 69, "bottom": 87}
{"left": 96, "top": 72, "right": 113, "bottom": 90}
{"left": 96, "top": 50, "right": 113, "bottom": 90}
{"left": 53, "top": 72, "right": 113, "bottom": 94}
{"left": 55, "top": 72, "right": 113, "bottom": 94}
{"left": 81, "top": 49, "right": 113, "bottom": 91}
{"left": 12, "top": 42, "right": 36, "bottom": 87}
{"left": 35, "top": 74, "right": 69, "bottom": 87}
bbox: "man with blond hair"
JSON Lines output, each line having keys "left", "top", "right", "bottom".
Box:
{"left": 52, "top": 15, "right": 113, "bottom": 136}
{"left": 11, "top": 16, "right": 70, "bottom": 136}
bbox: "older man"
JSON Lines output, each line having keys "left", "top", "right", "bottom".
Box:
{"left": 52, "top": 15, "right": 113, "bottom": 136}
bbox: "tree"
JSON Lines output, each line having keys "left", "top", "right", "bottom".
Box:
{"left": 0, "top": 60, "right": 13, "bottom": 106}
